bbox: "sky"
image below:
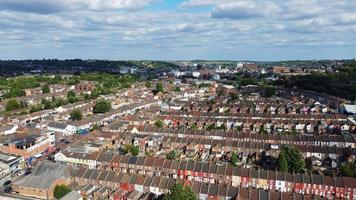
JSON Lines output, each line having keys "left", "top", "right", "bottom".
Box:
{"left": 0, "top": 0, "right": 355, "bottom": 61}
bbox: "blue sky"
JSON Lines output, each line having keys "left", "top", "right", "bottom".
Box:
{"left": 0, "top": 0, "right": 355, "bottom": 61}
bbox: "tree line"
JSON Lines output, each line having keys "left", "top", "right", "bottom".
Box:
{"left": 280, "top": 61, "right": 356, "bottom": 100}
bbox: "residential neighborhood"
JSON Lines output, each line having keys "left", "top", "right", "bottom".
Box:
{"left": 0, "top": 59, "right": 354, "bottom": 200}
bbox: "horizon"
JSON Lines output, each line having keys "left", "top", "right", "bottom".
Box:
{"left": 0, "top": 58, "right": 355, "bottom": 62}
{"left": 0, "top": 0, "right": 355, "bottom": 60}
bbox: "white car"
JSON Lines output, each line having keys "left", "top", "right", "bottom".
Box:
{"left": 17, "top": 170, "right": 25, "bottom": 176}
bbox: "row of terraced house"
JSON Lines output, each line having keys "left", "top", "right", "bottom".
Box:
{"left": 72, "top": 167, "right": 330, "bottom": 200}
{"left": 128, "top": 125, "right": 356, "bottom": 148}
{"left": 55, "top": 152, "right": 356, "bottom": 199}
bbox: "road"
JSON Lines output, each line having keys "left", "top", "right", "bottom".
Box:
{"left": 0, "top": 192, "right": 40, "bottom": 200}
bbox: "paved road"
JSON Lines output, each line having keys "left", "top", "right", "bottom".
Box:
{"left": 0, "top": 192, "right": 40, "bottom": 200}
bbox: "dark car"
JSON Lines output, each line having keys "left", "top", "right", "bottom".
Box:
{"left": 3, "top": 180, "right": 11, "bottom": 186}
{"left": 4, "top": 187, "right": 12, "bottom": 193}
{"left": 24, "top": 169, "right": 31, "bottom": 175}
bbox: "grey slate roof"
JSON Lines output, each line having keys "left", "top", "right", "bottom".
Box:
{"left": 15, "top": 175, "right": 57, "bottom": 189}
{"left": 14, "top": 161, "right": 71, "bottom": 190}
{"left": 48, "top": 122, "right": 67, "bottom": 129}
{"left": 61, "top": 191, "right": 82, "bottom": 200}
{"left": 33, "top": 161, "right": 71, "bottom": 178}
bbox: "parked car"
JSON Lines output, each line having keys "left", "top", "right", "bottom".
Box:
{"left": 24, "top": 169, "right": 31, "bottom": 175}
{"left": 4, "top": 187, "right": 12, "bottom": 193}
{"left": 3, "top": 180, "right": 11, "bottom": 186}
{"left": 17, "top": 170, "right": 25, "bottom": 176}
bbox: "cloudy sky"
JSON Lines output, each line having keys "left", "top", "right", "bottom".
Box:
{"left": 0, "top": 0, "right": 355, "bottom": 60}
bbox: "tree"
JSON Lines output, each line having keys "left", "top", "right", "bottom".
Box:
{"left": 174, "top": 86, "right": 181, "bottom": 92}
{"left": 155, "top": 120, "right": 164, "bottom": 128}
{"left": 206, "top": 124, "right": 216, "bottom": 131}
{"left": 67, "top": 90, "right": 78, "bottom": 103}
{"left": 30, "top": 105, "right": 43, "bottom": 113}
{"left": 93, "top": 99, "right": 111, "bottom": 113}
{"left": 92, "top": 124, "right": 100, "bottom": 131}
{"left": 68, "top": 96, "right": 77, "bottom": 104}
{"left": 51, "top": 75, "right": 62, "bottom": 84}
{"left": 156, "top": 82, "right": 164, "bottom": 93}
{"left": 54, "top": 184, "right": 71, "bottom": 199}
{"left": 55, "top": 98, "right": 66, "bottom": 107}
{"left": 278, "top": 151, "right": 288, "bottom": 172}
{"left": 281, "top": 61, "right": 356, "bottom": 101}
{"left": 239, "top": 77, "right": 258, "bottom": 86}
{"left": 145, "top": 81, "right": 151, "bottom": 88}
{"left": 43, "top": 100, "right": 52, "bottom": 109}
{"left": 231, "top": 152, "right": 238, "bottom": 166}
{"left": 340, "top": 164, "right": 356, "bottom": 177}
{"left": 5, "top": 87, "right": 26, "bottom": 98}
{"left": 264, "top": 86, "right": 276, "bottom": 98}
{"left": 164, "top": 183, "right": 196, "bottom": 200}
{"left": 130, "top": 145, "right": 140, "bottom": 156}
{"left": 42, "top": 84, "right": 50, "bottom": 94}
{"left": 70, "top": 109, "right": 82, "bottom": 121}
{"left": 167, "top": 151, "right": 176, "bottom": 160}
{"left": 281, "top": 146, "right": 305, "bottom": 173}
{"left": 5, "top": 99, "right": 21, "bottom": 111}
{"left": 67, "top": 90, "right": 76, "bottom": 98}
{"left": 67, "top": 77, "right": 80, "bottom": 85}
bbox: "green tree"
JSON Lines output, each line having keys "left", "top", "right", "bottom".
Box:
{"left": 51, "top": 75, "right": 62, "bottom": 84}
{"left": 54, "top": 185, "right": 71, "bottom": 199}
{"left": 340, "top": 164, "right": 356, "bottom": 177}
{"left": 67, "top": 77, "right": 80, "bottom": 85}
{"left": 145, "top": 81, "right": 152, "bottom": 88}
{"left": 281, "top": 146, "right": 305, "bottom": 173}
{"left": 43, "top": 100, "right": 52, "bottom": 109}
{"left": 5, "top": 99, "right": 21, "bottom": 111}
{"left": 92, "top": 124, "right": 100, "bottom": 131}
{"left": 231, "top": 152, "right": 238, "bottom": 166}
{"left": 164, "top": 183, "right": 196, "bottom": 200}
{"left": 30, "top": 105, "right": 43, "bottom": 113}
{"left": 156, "top": 82, "right": 164, "bottom": 93}
{"left": 206, "top": 124, "right": 216, "bottom": 131}
{"left": 174, "top": 86, "right": 181, "bottom": 92}
{"left": 93, "top": 99, "right": 111, "bottom": 113}
{"left": 5, "top": 87, "right": 26, "bottom": 98}
{"left": 278, "top": 151, "right": 288, "bottom": 172}
{"left": 67, "top": 90, "right": 76, "bottom": 98}
{"left": 130, "top": 145, "right": 140, "bottom": 156}
{"left": 55, "top": 98, "right": 66, "bottom": 107}
{"left": 166, "top": 151, "right": 176, "bottom": 160}
{"left": 154, "top": 120, "right": 164, "bottom": 128}
{"left": 70, "top": 109, "right": 82, "bottom": 121}
{"left": 68, "top": 96, "right": 77, "bottom": 104}
{"left": 42, "top": 84, "right": 50, "bottom": 94}
{"left": 264, "top": 86, "right": 276, "bottom": 98}
{"left": 239, "top": 77, "right": 258, "bottom": 86}
{"left": 67, "top": 91, "right": 78, "bottom": 103}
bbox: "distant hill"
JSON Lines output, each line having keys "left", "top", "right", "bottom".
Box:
{"left": 0, "top": 59, "right": 178, "bottom": 77}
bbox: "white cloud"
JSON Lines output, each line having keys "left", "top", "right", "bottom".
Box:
{"left": 0, "top": 0, "right": 355, "bottom": 60}
{"left": 0, "top": 0, "right": 156, "bottom": 14}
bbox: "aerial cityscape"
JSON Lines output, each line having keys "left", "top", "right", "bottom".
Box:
{"left": 0, "top": 1, "right": 355, "bottom": 200}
